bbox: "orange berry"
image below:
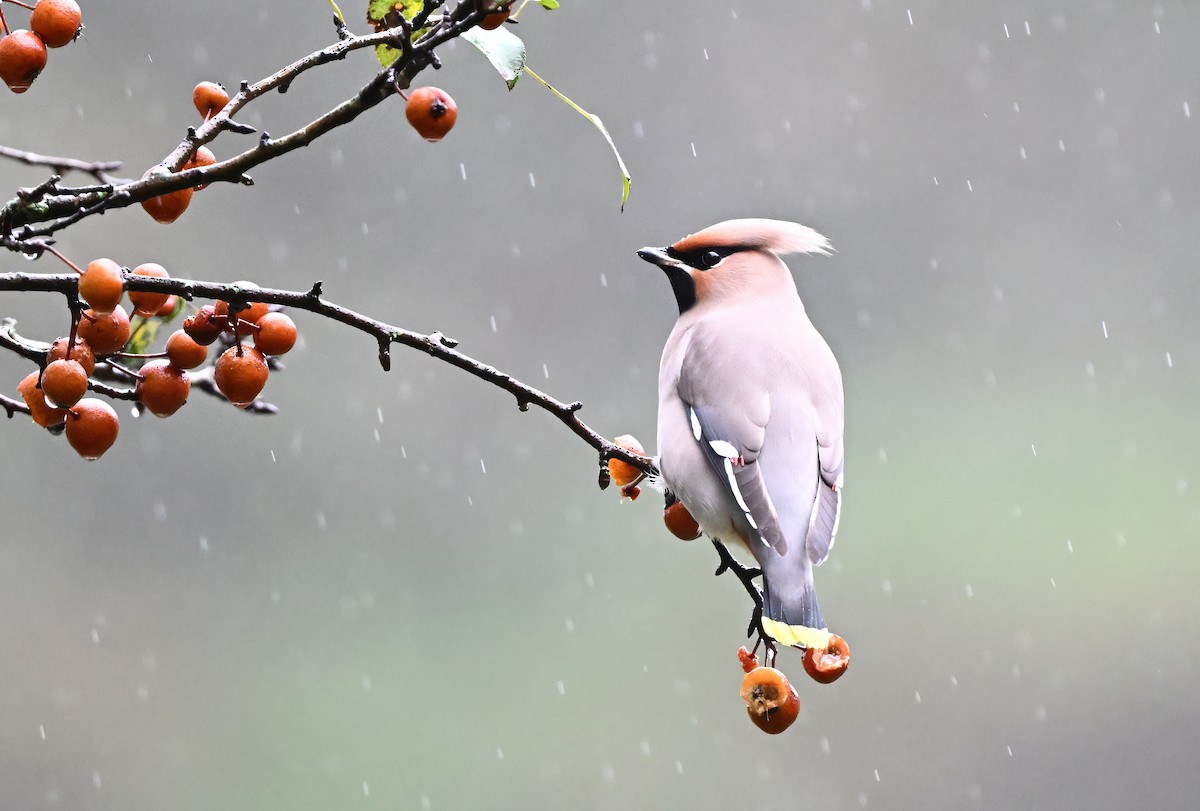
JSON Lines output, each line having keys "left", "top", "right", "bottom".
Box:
{"left": 140, "top": 168, "right": 193, "bottom": 224}
{"left": 155, "top": 295, "right": 181, "bottom": 318}
{"left": 40, "top": 358, "right": 89, "bottom": 408}
{"left": 165, "top": 329, "right": 208, "bottom": 369}
{"left": 0, "top": 30, "right": 48, "bottom": 94}
{"left": 47, "top": 335, "right": 95, "bottom": 376}
{"left": 607, "top": 434, "right": 644, "bottom": 487}
{"left": 737, "top": 646, "right": 760, "bottom": 674}
{"left": 183, "top": 304, "right": 227, "bottom": 345}
{"left": 192, "top": 81, "right": 229, "bottom": 119}
{"left": 78, "top": 258, "right": 124, "bottom": 315}
{"left": 183, "top": 145, "right": 216, "bottom": 190}
{"left": 213, "top": 345, "right": 269, "bottom": 406}
{"left": 17, "top": 371, "right": 65, "bottom": 428}
{"left": 741, "top": 666, "right": 800, "bottom": 735}
{"left": 663, "top": 498, "right": 702, "bottom": 540}
{"left": 136, "top": 360, "right": 190, "bottom": 417}
{"left": 65, "top": 398, "right": 119, "bottom": 460}
{"left": 478, "top": 2, "right": 511, "bottom": 30}
{"left": 802, "top": 634, "right": 851, "bottom": 684}
{"left": 77, "top": 306, "right": 132, "bottom": 354}
{"left": 127, "top": 263, "right": 171, "bottom": 317}
{"left": 405, "top": 86, "right": 457, "bottom": 142}
{"left": 215, "top": 298, "right": 269, "bottom": 328}
{"left": 30, "top": 0, "right": 82, "bottom": 48}
{"left": 253, "top": 312, "right": 297, "bottom": 355}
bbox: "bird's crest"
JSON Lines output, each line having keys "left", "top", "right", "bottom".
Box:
{"left": 671, "top": 218, "right": 832, "bottom": 257}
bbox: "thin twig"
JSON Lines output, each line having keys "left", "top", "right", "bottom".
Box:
{"left": 0, "top": 144, "right": 123, "bottom": 185}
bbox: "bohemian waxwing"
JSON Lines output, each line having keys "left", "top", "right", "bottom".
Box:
{"left": 639, "top": 218, "right": 844, "bottom": 650}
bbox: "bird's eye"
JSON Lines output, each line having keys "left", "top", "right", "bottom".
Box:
{"left": 699, "top": 251, "right": 723, "bottom": 269}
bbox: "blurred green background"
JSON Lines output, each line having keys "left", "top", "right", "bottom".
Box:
{"left": 2, "top": 1, "right": 1199, "bottom": 808}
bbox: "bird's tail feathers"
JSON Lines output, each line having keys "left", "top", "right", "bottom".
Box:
{"left": 761, "top": 580, "right": 832, "bottom": 650}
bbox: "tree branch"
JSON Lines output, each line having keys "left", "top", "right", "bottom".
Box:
{"left": 0, "top": 11, "right": 480, "bottom": 243}
{"left": 0, "top": 273, "right": 658, "bottom": 476}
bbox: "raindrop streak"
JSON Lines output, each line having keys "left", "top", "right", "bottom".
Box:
{"left": 703, "top": 48, "right": 709, "bottom": 60}
{"left": 1102, "top": 320, "right": 1109, "bottom": 339}
{"left": 542, "top": 363, "right": 550, "bottom": 379}
{"left": 459, "top": 163, "right": 467, "bottom": 180}
{"left": 528, "top": 173, "right": 536, "bottom": 188}
{"left": 1003, "top": 23, "right": 1010, "bottom": 38}
{"left": 480, "top": 458, "right": 487, "bottom": 474}
{"left": 557, "top": 680, "right": 566, "bottom": 695}
{"left": 1165, "top": 352, "right": 1173, "bottom": 368}
{"left": 690, "top": 142, "right": 697, "bottom": 157}
{"left": 490, "top": 315, "right": 498, "bottom": 333}
{"left": 1019, "top": 146, "right": 1027, "bottom": 160}
{"left": 967, "top": 180, "right": 973, "bottom": 192}
{"left": 907, "top": 8, "right": 913, "bottom": 24}
{"left": 1024, "top": 20, "right": 1031, "bottom": 35}
{"left": 933, "top": 176, "right": 939, "bottom": 186}
{"left": 1185, "top": 102, "right": 1192, "bottom": 119}
{"left": 1031, "top": 444, "right": 1037, "bottom": 457}
{"left": 39, "top": 725, "right": 45, "bottom": 740}
{"left": 362, "top": 782, "right": 370, "bottom": 797}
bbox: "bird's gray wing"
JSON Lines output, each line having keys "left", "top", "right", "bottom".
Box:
{"left": 680, "top": 400, "right": 791, "bottom": 555}
{"left": 806, "top": 447, "right": 842, "bottom": 566}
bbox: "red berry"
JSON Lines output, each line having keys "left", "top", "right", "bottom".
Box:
{"left": 17, "top": 371, "right": 65, "bottom": 428}
{"left": 192, "top": 81, "right": 229, "bottom": 119}
{"left": 801, "top": 634, "right": 851, "bottom": 684}
{"left": 0, "top": 30, "right": 48, "bottom": 94}
{"left": 741, "top": 666, "right": 800, "bottom": 735}
{"left": 165, "top": 329, "right": 208, "bottom": 369}
{"left": 136, "top": 360, "right": 190, "bottom": 417}
{"left": 183, "top": 305, "right": 227, "bottom": 345}
{"left": 47, "top": 335, "right": 95, "bottom": 377}
{"left": 77, "top": 306, "right": 131, "bottom": 355}
{"left": 78, "top": 258, "right": 124, "bottom": 315}
{"left": 40, "top": 358, "right": 88, "bottom": 408}
{"left": 253, "top": 312, "right": 297, "bottom": 355}
{"left": 478, "top": 1, "right": 512, "bottom": 30}
{"left": 65, "top": 398, "right": 119, "bottom": 460}
{"left": 405, "top": 86, "right": 457, "bottom": 142}
{"left": 663, "top": 498, "right": 702, "bottom": 540}
{"left": 127, "top": 263, "right": 171, "bottom": 317}
{"left": 213, "top": 345, "right": 269, "bottom": 406}
{"left": 183, "top": 146, "right": 216, "bottom": 190}
{"left": 215, "top": 298, "right": 269, "bottom": 329}
{"left": 155, "top": 295, "right": 181, "bottom": 318}
{"left": 30, "top": 0, "right": 82, "bottom": 48}
{"left": 140, "top": 168, "right": 193, "bottom": 224}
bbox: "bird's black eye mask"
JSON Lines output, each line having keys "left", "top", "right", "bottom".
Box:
{"left": 666, "top": 245, "right": 746, "bottom": 271}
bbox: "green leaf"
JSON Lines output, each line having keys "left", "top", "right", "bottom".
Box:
{"left": 523, "top": 66, "right": 632, "bottom": 210}
{"left": 539, "top": 0, "right": 560, "bottom": 8}
{"left": 376, "top": 42, "right": 401, "bottom": 68}
{"left": 367, "top": 0, "right": 423, "bottom": 24}
{"left": 125, "top": 317, "right": 160, "bottom": 356}
{"left": 587, "top": 113, "right": 631, "bottom": 211}
{"left": 462, "top": 26, "right": 527, "bottom": 90}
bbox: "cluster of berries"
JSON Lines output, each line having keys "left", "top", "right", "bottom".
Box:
{"left": 0, "top": 0, "right": 81, "bottom": 93}
{"left": 14, "top": 258, "right": 298, "bottom": 460}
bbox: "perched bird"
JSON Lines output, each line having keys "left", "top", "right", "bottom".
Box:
{"left": 639, "top": 218, "right": 844, "bottom": 650}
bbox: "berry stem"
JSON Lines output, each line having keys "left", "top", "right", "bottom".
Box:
{"left": 43, "top": 245, "right": 85, "bottom": 275}
{"left": 115, "top": 351, "right": 169, "bottom": 360}
{"left": 0, "top": 4, "right": 9, "bottom": 36}
{"left": 4, "top": 0, "right": 36, "bottom": 10}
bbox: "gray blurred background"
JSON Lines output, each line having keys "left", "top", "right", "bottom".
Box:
{"left": 2, "top": 1, "right": 1198, "bottom": 808}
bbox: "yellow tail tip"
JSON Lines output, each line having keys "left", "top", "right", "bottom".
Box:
{"left": 761, "top": 617, "right": 833, "bottom": 650}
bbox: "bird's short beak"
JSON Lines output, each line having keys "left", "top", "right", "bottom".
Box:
{"left": 637, "top": 246, "right": 684, "bottom": 269}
